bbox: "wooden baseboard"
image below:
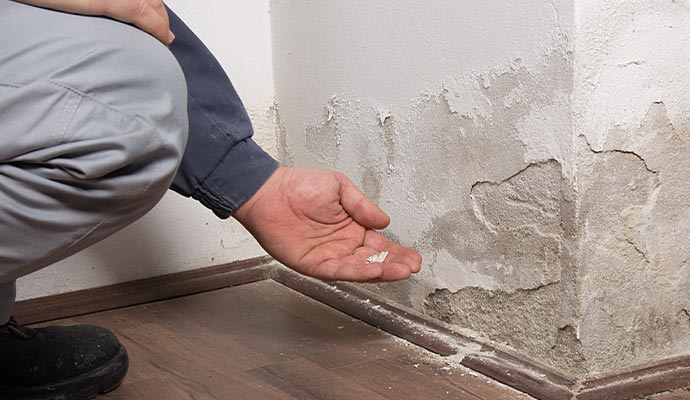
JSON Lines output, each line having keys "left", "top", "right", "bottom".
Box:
{"left": 272, "top": 266, "right": 690, "bottom": 400}
{"left": 578, "top": 356, "right": 690, "bottom": 400}
{"left": 271, "top": 267, "right": 577, "bottom": 400}
{"left": 15, "top": 259, "right": 690, "bottom": 399}
{"left": 271, "top": 266, "right": 461, "bottom": 356}
{"left": 14, "top": 256, "right": 273, "bottom": 325}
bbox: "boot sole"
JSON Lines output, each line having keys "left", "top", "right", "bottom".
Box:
{"left": 0, "top": 344, "right": 129, "bottom": 400}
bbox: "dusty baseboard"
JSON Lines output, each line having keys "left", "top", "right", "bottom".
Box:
{"left": 271, "top": 267, "right": 577, "bottom": 400}
{"left": 14, "top": 256, "right": 273, "bottom": 325}
{"left": 577, "top": 356, "right": 690, "bottom": 400}
{"left": 271, "top": 267, "right": 690, "bottom": 400}
{"left": 15, "top": 259, "right": 690, "bottom": 399}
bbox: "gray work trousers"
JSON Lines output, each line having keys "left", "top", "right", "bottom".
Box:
{"left": 0, "top": 3, "right": 189, "bottom": 324}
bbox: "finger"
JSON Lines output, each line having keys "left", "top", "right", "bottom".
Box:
{"left": 393, "top": 248, "right": 423, "bottom": 273}
{"left": 309, "top": 259, "right": 384, "bottom": 282}
{"left": 355, "top": 246, "right": 420, "bottom": 276}
{"left": 340, "top": 254, "right": 374, "bottom": 267}
{"left": 110, "top": 1, "right": 172, "bottom": 45}
{"left": 149, "top": 0, "right": 169, "bottom": 25}
{"left": 148, "top": 0, "right": 174, "bottom": 41}
{"left": 353, "top": 246, "right": 381, "bottom": 261}
{"left": 380, "top": 261, "right": 416, "bottom": 281}
{"left": 352, "top": 246, "right": 420, "bottom": 275}
{"left": 337, "top": 173, "right": 390, "bottom": 230}
{"left": 363, "top": 231, "right": 423, "bottom": 273}
{"left": 362, "top": 230, "right": 392, "bottom": 251}
{"left": 135, "top": 3, "right": 173, "bottom": 44}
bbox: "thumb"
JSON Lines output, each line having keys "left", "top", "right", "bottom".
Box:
{"left": 337, "top": 173, "right": 390, "bottom": 230}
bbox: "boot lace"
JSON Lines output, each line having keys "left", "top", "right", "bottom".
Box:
{"left": 1, "top": 318, "right": 35, "bottom": 340}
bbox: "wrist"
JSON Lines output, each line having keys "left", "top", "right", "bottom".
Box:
{"left": 234, "top": 166, "right": 287, "bottom": 226}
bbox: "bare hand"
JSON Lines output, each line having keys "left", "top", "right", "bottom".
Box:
{"left": 14, "top": 0, "right": 174, "bottom": 45}
{"left": 234, "top": 167, "right": 422, "bottom": 282}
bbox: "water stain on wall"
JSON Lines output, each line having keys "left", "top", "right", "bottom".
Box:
{"left": 295, "top": 41, "right": 580, "bottom": 372}
{"left": 578, "top": 102, "right": 690, "bottom": 373}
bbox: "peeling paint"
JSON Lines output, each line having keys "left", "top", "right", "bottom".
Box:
{"left": 293, "top": 39, "right": 576, "bottom": 373}
{"left": 246, "top": 100, "right": 282, "bottom": 160}
{"left": 271, "top": 0, "right": 690, "bottom": 381}
{"left": 271, "top": 0, "right": 619, "bottom": 378}
{"left": 424, "top": 282, "right": 587, "bottom": 375}
{"left": 377, "top": 109, "right": 392, "bottom": 126}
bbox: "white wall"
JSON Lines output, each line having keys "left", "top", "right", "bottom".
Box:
{"left": 17, "top": 0, "right": 277, "bottom": 300}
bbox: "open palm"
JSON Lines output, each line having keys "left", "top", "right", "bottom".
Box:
{"left": 234, "top": 167, "right": 422, "bottom": 282}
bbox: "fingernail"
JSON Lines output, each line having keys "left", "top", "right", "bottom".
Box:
{"left": 168, "top": 31, "right": 175, "bottom": 44}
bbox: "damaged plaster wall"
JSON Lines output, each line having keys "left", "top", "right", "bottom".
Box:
{"left": 270, "top": 0, "right": 583, "bottom": 374}
{"left": 574, "top": 0, "right": 690, "bottom": 374}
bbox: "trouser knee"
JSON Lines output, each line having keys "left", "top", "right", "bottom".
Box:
{"left": 0, "top": 4, "right": 189, "bottom": 284}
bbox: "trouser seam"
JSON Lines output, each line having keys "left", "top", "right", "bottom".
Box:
{"left": 41, "top": 78, "right": 160, "bottom": 132}
{"left": 50, "top": 90, "right": 81, "bottom": 145}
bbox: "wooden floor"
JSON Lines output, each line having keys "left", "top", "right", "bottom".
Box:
{"left": 46, "top": 280, "right": 533, "bottom": 400}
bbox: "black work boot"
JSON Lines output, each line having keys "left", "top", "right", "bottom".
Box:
{"left": 0, "top": 318, "right": 128, "bottom": 400}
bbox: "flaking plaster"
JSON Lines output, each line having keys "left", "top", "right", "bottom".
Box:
{"left": 272, "top": 0, "right": 578, "bottom": 374}
{"left": 573, "top": 0, "right": 690, "bottom": 374}
{"left": 272, "top": 0, "right": 690, "bottom": 378}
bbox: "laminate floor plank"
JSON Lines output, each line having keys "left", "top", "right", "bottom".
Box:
{"left": 101, "top": 378, "right": 204, "bottom": 400}
{"left": 42, "top": 280, "right": 532, "bottom": 400}
{"left": 390, "top": 352, "right": 530, "bottom": 400}
{"left": 249, "top": 357, "right": 391, "bottom": 400}
{"left": 334, "top": 356, "right": 484, "bottom": 400}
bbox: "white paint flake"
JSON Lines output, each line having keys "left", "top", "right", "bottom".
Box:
{"left": 366, "top": 251, "right": 389, "bottom": 264}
